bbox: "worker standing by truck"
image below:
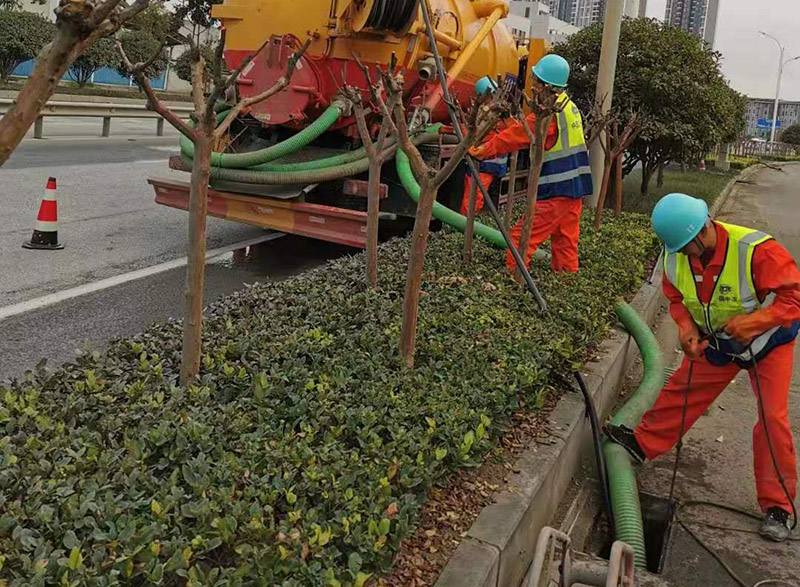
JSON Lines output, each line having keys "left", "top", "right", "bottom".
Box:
{"left": 468, "top": 54, "right": 593, "bottom": 273}
{"left": 458, "top": 77, "right": 511, "bottom": 216}
{"left": 606, "top": 193, "right": 800, "bottom": 542}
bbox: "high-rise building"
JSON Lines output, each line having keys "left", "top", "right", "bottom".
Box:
{"left": 703, "top": 0, "right": 720, "bottom": 47}
{"left": 664, "top": 0, "right": 717, "bottom": 42}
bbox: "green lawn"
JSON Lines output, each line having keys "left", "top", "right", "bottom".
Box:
{"left": 621, "top": 168, "right": 737, "bottom": 215}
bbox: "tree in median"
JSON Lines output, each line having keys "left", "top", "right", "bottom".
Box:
{"left": 67, "top": 37, "right": 115, "bottom": 86}
{"left": 114, "top": 30, "right": 168, "bottom": 80}
{"left": 0, "top": 0, "right": 153, "bottom": 167}
{"left": 0, "top": 10, "right": 55, "bottom": 82}
{"left": 118, "top": 33, "right": 310, "bottom": 383}
{"left": 780, "top": 124, "right": 800, "bottom": 146}
{"left": 555, "top": 18, "right": 746, "bottom": 194}
{"left": 375, "top": 70, "right": 509, "bottom": 368}
{"left": 174, "top": 42, "right": 215, "bottom": 90}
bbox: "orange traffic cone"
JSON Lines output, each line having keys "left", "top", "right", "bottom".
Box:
{"left": 699, "top": 158, "right": 706, "bottom": 170}
{"left": 23, "top": 177, "right": 64, "bottom": 250}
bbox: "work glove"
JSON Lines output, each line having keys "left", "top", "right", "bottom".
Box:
{"left": 469, "top": 145, "right": 489, "bottom": 160}
{"left": 723, "top": 312, "right": 774, "bottom": 345}
{"left": 679, "top": 325, "right": 709, "bottom": 361}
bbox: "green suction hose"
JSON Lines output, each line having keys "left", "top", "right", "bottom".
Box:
{"left": 171, "top": 130, "right": 442, "bottom": 185}
{"left": 396, "top": 149, "right": 509, "bottom": 248}
{"left": 608, "top": 301, "right": 666, "bottom": 569}
{"left": 180, "top": 102, "right": 346, "bottom": 169}
{"left": 395, "top": 146, "right": 549, "bottom": 260}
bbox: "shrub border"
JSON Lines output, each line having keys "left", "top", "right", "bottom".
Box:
{"left": 433, "top": 163, "right": 764, "bottom": 587}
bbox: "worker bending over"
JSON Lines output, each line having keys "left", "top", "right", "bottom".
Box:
{"left": 469, "top": 54, "right": 593, "bottom": 273}
{"left": 606, "top": 193, "right": 800, "bottom": 542}
{"left": 459, "top": 77, "right": 511, "bottom": 216}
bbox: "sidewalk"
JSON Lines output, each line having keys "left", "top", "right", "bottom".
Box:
{"left": 637, "top": 164, "right": 800, "bottom": 586}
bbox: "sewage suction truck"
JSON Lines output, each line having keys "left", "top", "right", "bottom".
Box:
{"left": 150, "top": 0, "right": 543, "bottom": 247}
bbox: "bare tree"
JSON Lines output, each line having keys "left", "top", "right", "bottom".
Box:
{"left": 378, "top": 71, "right": 507, "bottom": 368}
{"left": 594, "top": 112, "right": 644, "bottom": 228}
{"left": 0, "top": 0, "right": 152, "bottom": 167}
{"left": 344, "top": 54, "right": 400, "bottom": 288}
{"left": 118, "top": 33, "right": 310, "bottom": 382}
{"left": 504, "top": 150, "right": 520, "bottom": 232}
{"left": 463, "top": 172, "right": 478, "bottom": 264}
{"left": 513, "top": 87, "right": 564, "bottom": 284}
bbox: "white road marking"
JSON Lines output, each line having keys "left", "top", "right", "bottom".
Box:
{"left": 0, "top": 233, "right": 284, "bottom": 322}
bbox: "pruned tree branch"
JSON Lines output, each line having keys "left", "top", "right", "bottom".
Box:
{"left": 117, "top": 40, "right": 195, "bottom": 138}
{"left": 213, "top": 37, "right": 311, "bottom": 139}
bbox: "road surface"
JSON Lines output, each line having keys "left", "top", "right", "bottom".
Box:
{"left": 0, "top": 123, "right": 354, "bottom": 381}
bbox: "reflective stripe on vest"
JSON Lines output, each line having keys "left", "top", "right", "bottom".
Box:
{"left": 539, "top": 94, "right": 592, "bottom": 189}
{"left": 663, "top": 222, "right": 773, "bottom": 359}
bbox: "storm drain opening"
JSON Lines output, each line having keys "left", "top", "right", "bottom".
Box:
{"left": 594, "top": 492, "right": 676, "bottom": 574}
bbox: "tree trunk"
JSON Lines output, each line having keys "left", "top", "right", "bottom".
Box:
{"left": 0, "top": 29, "right": 81, "bottom": 167}
{"left": 656, "top": 164, "right": 665, "bottom": 188}
{"left": 463, "top": 177, "right": 477, "bottom": 264}
{"left": 614, "top": 153, "right": 624, "bottom": 217}
{"left": 504, "top": 150, "right": 520, "bottom": 233}
{"left": 400, "top": 181, "right": 438, "bottom": 369}
{"left": 366, "top": 158, "right": 381, "bottom": 288}
{"left": 515, "top": 117, "right": 549, "bottom": 284}
{"left": 641, "top": 164, "right": 655, "bottom": 195}
{"left": 181, "top": 133, "right": 213, "bottom": 384}
{"left": 593, "top": 154, "right": 614, "bottom": 229}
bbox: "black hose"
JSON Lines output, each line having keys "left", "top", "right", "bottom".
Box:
{"left": 418, "top": 0, "right": 614, "bottom": 530}
{"left": 749, "top": 348, "right": 798, "bottom": 531}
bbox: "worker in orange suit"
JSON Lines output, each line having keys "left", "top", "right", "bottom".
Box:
{"left": 468, "top": 54, "right": 593, "bottom": 273}
{"left": 459, "top": 77, "right": 511, "bottom": 216}
{"left": 606, "top": 193, "right": 800, "bottom": 543}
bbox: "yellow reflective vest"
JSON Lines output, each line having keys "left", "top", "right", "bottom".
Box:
{"left": 663, "top": 222, "right": 780, "bottom": 359}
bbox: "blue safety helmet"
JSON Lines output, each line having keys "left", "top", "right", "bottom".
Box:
{"left": 532, "top": 54, "right": 570, "bottom": 88}
{"left": 475, "top": 76, "right": 499, "bottom": 97}
{"left": 651, "top": 193, "right": 710, "bottom": 253}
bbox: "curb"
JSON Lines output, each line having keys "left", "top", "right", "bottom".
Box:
{"left": 709, "top": 164, "right": 762, "bottom": 217}
{"left": 436, "top": 164, "right": 763, "bottom": 587}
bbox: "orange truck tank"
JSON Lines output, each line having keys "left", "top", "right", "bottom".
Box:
{"left": 212, "top": 0, "right": 520, "bottom": 132}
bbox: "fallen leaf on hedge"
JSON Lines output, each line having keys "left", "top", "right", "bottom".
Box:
{"left": 385, "top": 502, "right": 399, "bottom": 518}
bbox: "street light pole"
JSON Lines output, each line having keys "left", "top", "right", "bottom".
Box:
{"left": 760, "top": 32, "right": 800, "bottom": 143}
{"left": 588, "top": 0, "right": 625, "bottom": 207}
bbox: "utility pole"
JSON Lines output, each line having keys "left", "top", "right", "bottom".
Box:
{"left": 588, "top": 0, "right": 625, "bottom": 207}
{"left": 760, "top": 31, "right": 800, "bottom": 143}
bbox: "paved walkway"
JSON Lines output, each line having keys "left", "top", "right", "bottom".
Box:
{"left": 637, "top": 164, "right": 800, "bottom": 587}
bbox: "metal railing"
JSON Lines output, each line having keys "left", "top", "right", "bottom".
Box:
{"left": 732, "top": 139, "right": 799, "bottom": 158}
{"left": 0, "top": 98, "right": 193, "bottom": 139}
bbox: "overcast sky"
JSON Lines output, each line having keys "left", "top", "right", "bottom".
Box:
{"left": 645, "top": 0, "right": 800, "bottom": 100}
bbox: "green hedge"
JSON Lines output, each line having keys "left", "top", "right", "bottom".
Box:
{"left": 0, "top": 213, "right": 658, "bottom": 586}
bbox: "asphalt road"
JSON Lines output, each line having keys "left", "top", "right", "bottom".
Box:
{"left": 0, "top": 120, "right": 355, "bottom": 381}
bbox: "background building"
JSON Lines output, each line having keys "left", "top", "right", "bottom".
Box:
{"left": 745, "top": 98, "right": 800, "bottom": 140}
{"left": 664, "top": 0, "right": 718, "bottom": 46}
{"left": 505, "top": 1, "right": 581, "bottom": 45}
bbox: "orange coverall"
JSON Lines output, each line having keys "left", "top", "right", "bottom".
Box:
{"left": 635, "top": 222, "right": 800, "bottom": 513}
{"left": 460, "top": 120, "right": 515, "bottom": 216}
{"left": 470, "top": 113, "right": 583, "bottom": 273}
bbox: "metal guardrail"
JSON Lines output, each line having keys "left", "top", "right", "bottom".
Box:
{"left": 0, "top": 98, "right": 193, "bottom": 139}
{"left": 732, "top": 139, "right": 799, "bottom": 158}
